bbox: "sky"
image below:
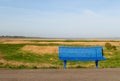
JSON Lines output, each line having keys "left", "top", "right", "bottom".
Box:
{"left": 0, "top": 0, "right": 120, "bottom": 38}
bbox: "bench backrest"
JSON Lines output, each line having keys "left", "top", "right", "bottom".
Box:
{"left": 59, "top": 46, "right": 103, "bottom": 58}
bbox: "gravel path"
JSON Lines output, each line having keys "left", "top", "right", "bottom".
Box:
{"left": 0, "top": 68, "right": 120, "bottom": 81}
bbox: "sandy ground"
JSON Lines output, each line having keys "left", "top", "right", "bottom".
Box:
{"left": 0, "top": 68, "right": 120, "bottom": 81}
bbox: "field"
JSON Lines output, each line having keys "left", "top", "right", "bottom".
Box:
{"left": 0, "top": 38, "right": 120, "bottom": 69}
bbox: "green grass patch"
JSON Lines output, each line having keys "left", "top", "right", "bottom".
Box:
{"left": 0, "top": 44, "right": 25, "bottom": 54}
{"left": 100, "top": 50, "right": 120, "bottom": 68}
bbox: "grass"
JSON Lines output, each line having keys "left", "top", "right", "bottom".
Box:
{"left": 0, "top": 44, "right": 58, "bottom": 62}
{"left": 99, "top": 50, "right": 120, "bottom": 68}
{"left": 0, "top": 40, "right": 120, "bottom": 69}
{"left": 0, "top": 44, "right": 63, "bottom": 68}
{"left": 0, "top": 44, "right": 25, "bottom": 54}
{"left": 29, "top": 39, "right": 120, "bottom": 42}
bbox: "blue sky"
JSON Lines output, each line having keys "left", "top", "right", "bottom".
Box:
{"left": 0, "top": 0, "right": 120, "bottom": 38}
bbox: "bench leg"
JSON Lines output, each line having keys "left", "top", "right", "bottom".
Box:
{"left": 95, "top": 60, "right": 98, "bottom": 69}
{"left": 64, "top": 60, "right": 67, "bottom": 69}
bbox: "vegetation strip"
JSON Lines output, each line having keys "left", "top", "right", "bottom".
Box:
{"left": 0, "top": 40, "right": 120, "bottom": 69}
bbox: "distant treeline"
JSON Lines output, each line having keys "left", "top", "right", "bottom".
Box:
{"left": 0, "top": 35, "right": 26, "bottom": 38}
{"left": 0, "top": 35, "right": 45, "bottom": 39}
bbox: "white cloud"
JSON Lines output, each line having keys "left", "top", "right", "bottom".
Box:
{"left": 82, "top": 9, "right": 98, "bottom": 16}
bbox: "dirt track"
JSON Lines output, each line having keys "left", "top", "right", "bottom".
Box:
{"left": 0, "top": 68, "right": 120, "bottom": 81}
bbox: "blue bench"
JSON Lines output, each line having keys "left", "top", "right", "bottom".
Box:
{"left": 58, "top": 46, "right": 106, "bottom": 69}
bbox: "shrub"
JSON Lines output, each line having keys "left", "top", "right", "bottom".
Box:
{"left": 105, "top": 42, "right": 117, "bottom": 50}
{"left": 105, "top": 42, "right": 112, "bottom": 50}
{"left": 112, "top": 46, "right": 117, "bottom": 50}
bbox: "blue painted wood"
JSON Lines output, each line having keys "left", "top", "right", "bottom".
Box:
{"left": 58, "top": 46, "right": 106, "bottom": 69}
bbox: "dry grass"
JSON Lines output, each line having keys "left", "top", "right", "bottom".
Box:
{"left": 0, "top": 39, "right": 120, "bottom": 46}
{"left": 21, "top": 45, "right": 58, "bottom": 54}
{"left": 2, "top": 40, "right": 35, "bottom": 44}
{"left": 104, "top": 51, "right": 114, "bottom": 58}
{"left": 67, "top": 63, "right": 95, "bottom": 68}
{"left": 0, "top": 59, "right": 54, "bottom": 68}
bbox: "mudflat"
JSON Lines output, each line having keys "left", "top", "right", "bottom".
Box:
{"left": 0, "top": 68, "right": 120, "bottom": 81}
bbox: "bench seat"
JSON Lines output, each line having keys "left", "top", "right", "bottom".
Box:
{"left": 59, "top": 57, "right": 106, "bottom": 61}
